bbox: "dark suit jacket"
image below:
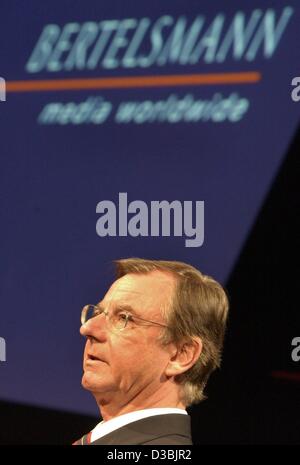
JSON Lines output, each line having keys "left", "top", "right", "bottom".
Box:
{"left": 87, "top": 414, "right": 192, "bottom": 445}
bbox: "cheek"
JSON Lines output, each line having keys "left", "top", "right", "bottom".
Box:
{"left": 119, "top": 342, "right": 167, "bottom": 374}
{"left": 109, "top": 332, "right": 168, "bottom": 377}
{"left": 82, "top": 343, "right": 89, "bottom": 365}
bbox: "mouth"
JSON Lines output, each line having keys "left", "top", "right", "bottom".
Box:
{"left": 86, "top": 353, "right": 105, "bottom": 362}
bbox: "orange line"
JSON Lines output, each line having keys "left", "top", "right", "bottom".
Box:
{"left": 6, "top": 72, "right": 261, "bottom": 93}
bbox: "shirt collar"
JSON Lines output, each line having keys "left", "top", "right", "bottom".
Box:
{"left": 91, "top": 408, "right": 187, "bottom": 442}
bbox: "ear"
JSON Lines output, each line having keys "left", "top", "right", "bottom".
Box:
{"left": 165, "top": 337, "right": 203, "bottom": 378}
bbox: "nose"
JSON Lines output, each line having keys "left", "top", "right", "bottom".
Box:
{"left": 80, "top": 312, "right": 108, "bottom": 338}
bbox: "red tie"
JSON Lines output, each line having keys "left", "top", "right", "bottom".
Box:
{"left": 72, "top": 431, "right": 92, "bottom": 445}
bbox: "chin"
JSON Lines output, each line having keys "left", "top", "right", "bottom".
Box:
{"left": 81, "top": 371, "right": 111, "bottom": 393}
{"left": 81, "top": 372, "right": 98, "bottom": 391}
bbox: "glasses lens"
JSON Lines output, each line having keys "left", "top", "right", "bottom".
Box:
{"left": 110, "top": 311, "right": 129, "bottom": 331}
{"left": 81, "top": 303, "right": 129, "bottom": 332}
{"left": 81, "top": 305, "right": 98, "bottom": 325}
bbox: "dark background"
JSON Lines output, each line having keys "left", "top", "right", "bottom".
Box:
{"left": 0, "top": 122, "right": 299, "bottom": 445}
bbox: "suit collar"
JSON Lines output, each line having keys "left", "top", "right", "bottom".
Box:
{"left": 90, "top": 413, "right": 192, "bottom": 445}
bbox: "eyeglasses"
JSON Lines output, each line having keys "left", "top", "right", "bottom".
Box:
{"left": 81, "top": 304, "right": 169, "bottom": 332}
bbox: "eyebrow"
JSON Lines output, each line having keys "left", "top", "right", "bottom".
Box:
{"left": 97, "top": 301, "right": 139, "bottom": 316}
{"left": 96, "top": 301, "right": 168, "bottom": 328}
{"left": 113, "top": 303, "right": 140, "bottom": 316}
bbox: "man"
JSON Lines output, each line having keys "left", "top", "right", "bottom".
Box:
{"left": 74, "top": 258, "right": 229, "bottom": 445}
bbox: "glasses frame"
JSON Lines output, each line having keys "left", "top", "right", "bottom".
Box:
{"left": 81, "top": 304, "right": 170, "bottom": 332}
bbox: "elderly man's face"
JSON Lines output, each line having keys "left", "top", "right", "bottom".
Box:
{"left": 80, "top": 271, "right": 176, "bottom": 405}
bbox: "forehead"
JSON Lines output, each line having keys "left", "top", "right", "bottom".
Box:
{"left": 102, "top": 271, "right": 175, "bottom": 315}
